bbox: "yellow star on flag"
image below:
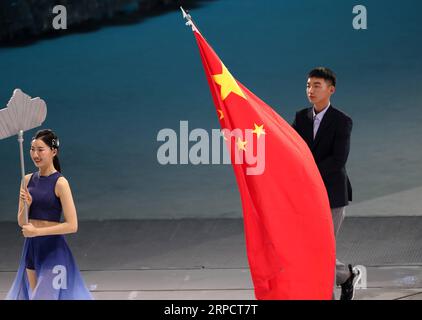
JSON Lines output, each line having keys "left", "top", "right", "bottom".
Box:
{"left": 218, "top": 109, "right": 224, "bottom": 120}
{"left": 252, "top": 123, "right": 266, "bottom": 139}
{"left": 236, "top": 138, "right": 247, "bottom": 151}
{"left": 213, "top": 64, "right": 246, "bottom": 101}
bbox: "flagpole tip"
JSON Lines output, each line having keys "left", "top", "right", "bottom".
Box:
{"left": 180, "top": 6, "right": 191, "bottom": 21}
{"left": 180, "top": 6, "right": 198, "bottom": 33}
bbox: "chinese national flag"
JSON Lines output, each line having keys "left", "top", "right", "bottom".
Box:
{"left": 189, "top": 25, "right": 335, "bottom": 299}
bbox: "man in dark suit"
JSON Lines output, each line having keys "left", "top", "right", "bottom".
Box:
{"left": 292, "top": 67, "right": 359, "bottom": 300}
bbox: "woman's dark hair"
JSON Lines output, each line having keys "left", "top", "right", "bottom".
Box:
{"left": 33, "top": 129, "right": 61, "bottom": 172}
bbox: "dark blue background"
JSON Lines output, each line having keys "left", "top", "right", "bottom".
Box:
{"left": 1, "top": 0, "right": 421, "bottom": 220}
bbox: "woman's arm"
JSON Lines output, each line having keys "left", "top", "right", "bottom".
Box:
{"left": 18, "top": 174, "right": 32, "bottom": 227}
{"left": 23, "top": 177, "right": 78, "bottom": 237}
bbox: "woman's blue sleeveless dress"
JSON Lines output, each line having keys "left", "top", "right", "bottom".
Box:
{"left": 6, "top": 171, "right": 93, "bottom": 300}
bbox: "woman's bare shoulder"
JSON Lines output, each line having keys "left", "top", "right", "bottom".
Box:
{"left": 56, "top": 176, "right": 70, "bottom": 188}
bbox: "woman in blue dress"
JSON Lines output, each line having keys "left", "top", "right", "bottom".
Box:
{"left": 6, "top": 129, "right": 93, "bottom": 300}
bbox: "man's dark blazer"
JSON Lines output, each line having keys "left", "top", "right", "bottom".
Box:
{"left": 292, "top": 105, "right": 353, "bottom": 208}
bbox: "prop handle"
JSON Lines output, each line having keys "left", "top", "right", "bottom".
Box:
{"left": 18, "top": 130, "right": 28, "bottom": 225}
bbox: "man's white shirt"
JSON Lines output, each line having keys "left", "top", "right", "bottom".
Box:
{"left": 313, "top": 103, "right": 331, "bottom": 139}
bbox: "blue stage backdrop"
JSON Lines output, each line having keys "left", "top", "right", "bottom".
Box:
{"left": 1, "top": 0, "right": 421, "bottom": 220}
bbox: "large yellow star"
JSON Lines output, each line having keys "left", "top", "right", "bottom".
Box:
{"left": 213, "top": 64, "right": 246, "bottom": 101}
{"left": 236, "top": 138, "right": 247, "bottom": 151}
{"left": 252, "top": 123, "right": 266, "bottom": 139}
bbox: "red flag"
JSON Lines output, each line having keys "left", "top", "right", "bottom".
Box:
{"left": 187, "top": 16, "right": 335, "bottom": 300}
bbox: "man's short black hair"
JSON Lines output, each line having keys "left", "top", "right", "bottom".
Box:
{"left": 308, "top": 67, "right": 336, "bottom": 87}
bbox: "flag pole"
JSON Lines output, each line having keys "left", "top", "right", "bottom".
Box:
{"left": 180, "top": 6, "right": 200, "bottom": 33}
{"left": 18, "top": 130, "right": 29, "bottom": 225}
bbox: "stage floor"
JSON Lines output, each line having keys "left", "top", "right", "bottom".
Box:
{"left": 1, "top": 217, "right": 421, "bottom": 300}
